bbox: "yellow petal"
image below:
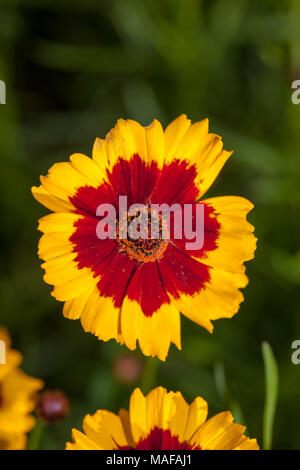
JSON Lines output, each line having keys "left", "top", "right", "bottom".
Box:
{"left": 164, "top": 115, "right": 232, "bottom": 198}
{"left": 129, "top": 388, "right": 147, "bottom": 444}
{"left": 120, "top": 298, "right": 181, "bottom": 361}
{"left": 182, "top": 396, "right": 208, "bottom": 442}
{"left": 52, "top": 270, "right": 97, "bottom": 301}
{"left": 200, "top": 196, "right": 256, "bottom": 274}
{"left": 37, "top": 212, "right": 81, "bottom": 234}
{"left": 79, "top": 289, "right": 123, "bottom": 344}
{"left": 145, "top": 119, "right": 165, "bottom": 167}
{"left": 164, "top": 114, "right": 191, "bottom": 159}
{"left": 32, "top": 185, "right": 74, "bottom": 212}
{"left": 83, "top": 410, "right": 128, "bottom": 449}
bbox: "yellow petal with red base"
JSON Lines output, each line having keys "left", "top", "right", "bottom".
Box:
{"left": 164, "top": 114, "right": 232, "bottom": 197}
{"left": 199, "top": 196, "right": 257, "bottom": 273}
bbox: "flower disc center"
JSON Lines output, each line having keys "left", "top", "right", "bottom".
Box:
{"left": 116, "top": 206, "right": 169, "bottom": 263}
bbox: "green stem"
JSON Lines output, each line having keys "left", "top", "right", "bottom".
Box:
{"left": 140, "top": 357, "right": 160, "bottom": 394}
{"left": 27, "top": 418, "right": 44, "bottom": 450}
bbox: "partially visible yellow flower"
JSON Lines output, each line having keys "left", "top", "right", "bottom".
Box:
{"left": 0, "top": 328, "right": 44, "bottom": 450}
{"left": 66, "top": 386, "right": 259, "bottom": 450}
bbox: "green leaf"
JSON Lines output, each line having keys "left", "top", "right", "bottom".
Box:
{"left": 262, "top": 342, "right": 279, "bottom": 450}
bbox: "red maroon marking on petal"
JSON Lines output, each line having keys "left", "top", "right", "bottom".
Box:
{"left": 70, "top": 154, "right": 160, "bottom": 215}
{"left": 71, "top": 216, "right": 118, "bottom": 270}
{"left": 71, "top": 218, "right": 139, "bottom": 306}
{"left": 70, "top": 216, "right": 139, "bottom": 307}
{"left": 158, "top": 244, "right": 210, "bottom": 299}
{"left": 151, "top": 160, "right": 199, "bottom": 206}
{"left": 69, "top": 154, "right": 213, "bottom": 316}
{"left": 119, "top": 427, "right": 201, "bottom": 450}
{"left": 96, "top": 251, "right": 138, "bottom": 308}
{"left": 70, "top": 183, "right": 116, "bottom": 218}
{"left": 124, "top": 262, "right": 170, "bottom": 317}
{"left": 170, "top": 202, "right": 220, "bottom": 258}
{"left": 106, "top": 154, "right": 160, "bottom": 207}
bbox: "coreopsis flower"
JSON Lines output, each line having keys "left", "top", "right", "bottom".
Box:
{"left": 32, "top": 115, "right": 256, "bottom": 360}
{"left": 0, "top": 328, "right": 44, "bottom": 450}
{"left": 66, "top": 386, "right": 259, "bottom": 450}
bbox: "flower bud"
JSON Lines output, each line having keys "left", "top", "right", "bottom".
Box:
{"left": 112, "top": 353, "right": 143, "bottom": 384}
{"left": 37, "top": 389, "right": 69, "bottom": 424}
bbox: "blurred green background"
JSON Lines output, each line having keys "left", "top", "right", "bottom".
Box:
{"left": 0, "top": 0, "right": 300, "bottom": 450}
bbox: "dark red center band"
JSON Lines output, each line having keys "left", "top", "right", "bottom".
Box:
{"left": 119, "top": 427, "right": 201, "bottom": 450}
{"left": 69, "top": 154, "right": 220, "bottom": 317}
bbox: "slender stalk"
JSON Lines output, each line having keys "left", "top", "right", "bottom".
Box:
{"left": 27, "top": 418, "right": 44, "bottom": 451}
{"left": 140, "top": 357, "right": 160, "bottom": 394}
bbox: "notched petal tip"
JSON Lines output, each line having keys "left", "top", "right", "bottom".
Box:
{"left": 31, "top": 185, "right": 40, "bottom": 195}
{"left": 92, "top": 137, "right": 103, "bottom": 152}
{"left": 145, "top": 118, "right": 161, "bottom": 130}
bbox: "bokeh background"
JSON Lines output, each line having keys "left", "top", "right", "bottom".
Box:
{"left": 1, "top": 0, "right": 300, "bottom": 450}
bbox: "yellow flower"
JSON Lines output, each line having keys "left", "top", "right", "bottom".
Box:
{"left": 0, "top": 328, "right": 44, "bottom": 450}
{"left": 66, "top": 386, "right": 259, "bottom": 450}
{"left": 32, "top": 115, "right": 256, "bottom": 360}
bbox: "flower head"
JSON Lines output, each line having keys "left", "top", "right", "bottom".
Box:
{"left": 66, "top": 386, "right": 259, "bottom": 450}
{"left": 0, "top": 328, "right": 44, "bottom": 450}
{"left": 32, "top": 115, "right": 256, "bottom": 360}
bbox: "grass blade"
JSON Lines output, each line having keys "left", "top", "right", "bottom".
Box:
{"left": 262, "top": 342, "right": 279, "bottom": 450}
